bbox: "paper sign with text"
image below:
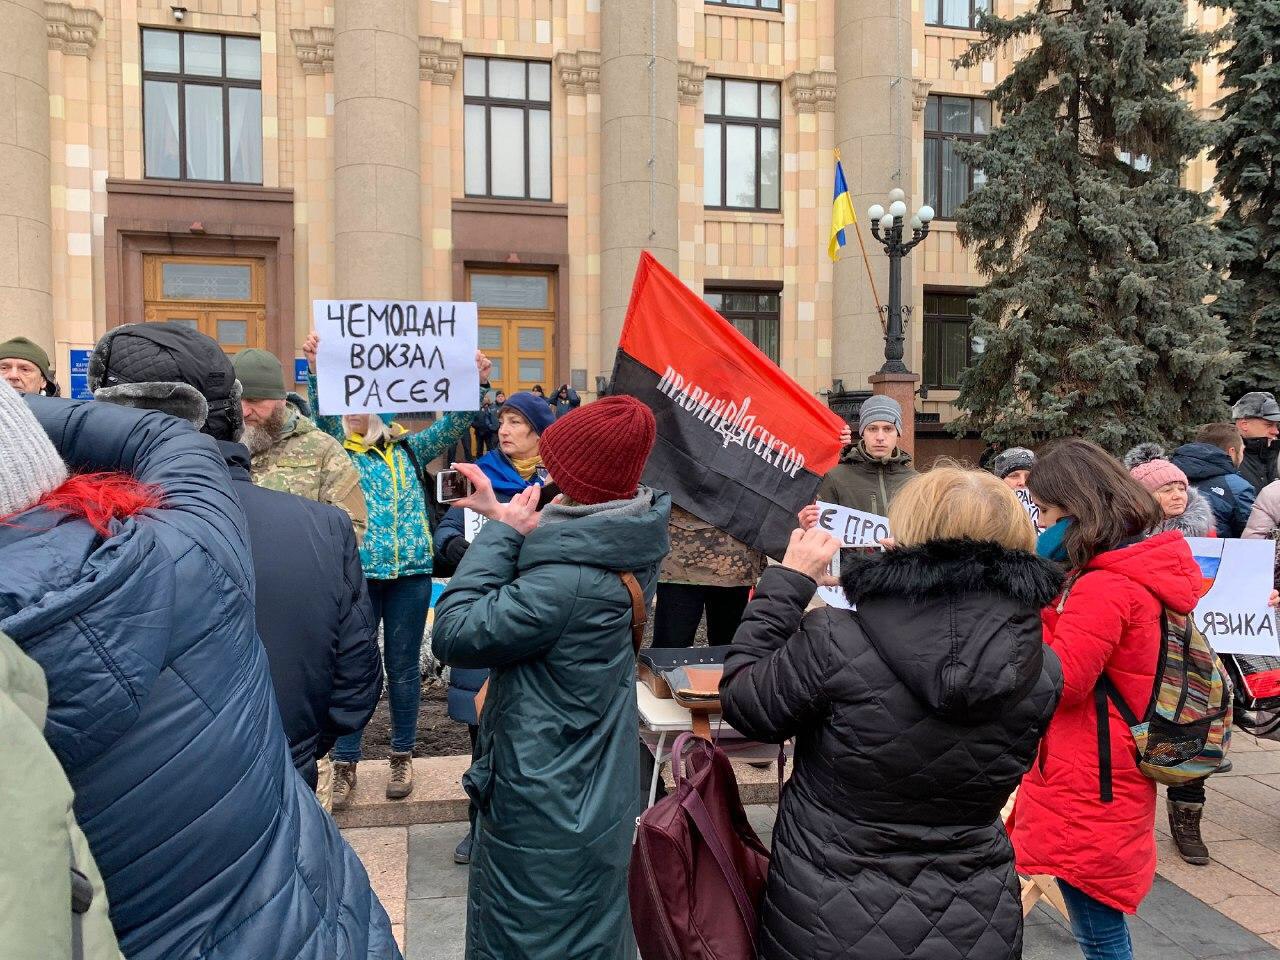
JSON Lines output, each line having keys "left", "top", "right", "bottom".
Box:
{"left": 464, "top": 508, "right": 488, "bottom": 543}
{"left": 313, "top": 299, "right": 479, "bottom": 415}
{"left": 814, "top": 501, "right": 891, "bottom": 610}
{"left": 1016, "top": 488, "right": 1041, "bottom": 528}
{"left": 1187, "top": 537, "right": 1280, "bottom": 656}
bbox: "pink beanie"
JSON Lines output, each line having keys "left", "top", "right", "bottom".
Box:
{"left": 1130, "top": 458, "right": 1188, "bottom": 493}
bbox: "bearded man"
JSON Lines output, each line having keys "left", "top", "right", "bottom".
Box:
{"left": 233, "top": 348, "right": 367, "bottom": 542}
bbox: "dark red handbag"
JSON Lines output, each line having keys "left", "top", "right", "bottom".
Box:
{"left": 629, "top": 733, "right": 772, "bottom": 960}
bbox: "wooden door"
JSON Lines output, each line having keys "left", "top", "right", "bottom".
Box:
{"left": 467, "top": 268, "right": 556, "bottom": 394}
{"left": 143, "top": 255, "right": 267, "bottom": 354}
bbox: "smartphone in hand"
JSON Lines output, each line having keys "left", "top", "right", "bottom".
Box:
{"left": 437, "top": 469, "right": 474, "bottom": 504}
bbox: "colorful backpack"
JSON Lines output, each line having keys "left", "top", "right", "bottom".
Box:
{"left": 1059, "top": 574, "right": 1232, "bottom": 801}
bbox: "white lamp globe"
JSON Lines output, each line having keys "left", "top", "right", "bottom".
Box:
{"left": 888, "top": 187, "right": 906, "bottom": 203}
{"left": 879, "top": 213, "right": 895, "bottom": 232}
{"left": 889, "top": 200, "right": 907, "bottom": 218}
{"left": 911, "top": 215, "right": 923, "bottom": 230}
{"left": 868, "top": 203, "right": 885, "bottom": 222}
{"left": 918, "top": 204, "right": 936, "bottom": 223}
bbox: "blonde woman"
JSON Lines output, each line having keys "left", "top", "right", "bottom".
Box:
{"left": 720, "top": 466, "right": 1064, "bottom": 960}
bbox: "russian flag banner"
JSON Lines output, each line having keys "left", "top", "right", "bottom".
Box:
{"left": 610, "top": 253, "right": 845, "bottom": 560}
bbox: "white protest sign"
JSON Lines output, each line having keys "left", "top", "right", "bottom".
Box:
{"left": 1016, "top": 488, "right": 1041, "bottom": 529}
{"left": 814, "top": 501, "right": 892, "bottom": 610}
{"left": 464, "top": 508, "right": 489, "bottom": 543}
{"left": 314, "top": 299, "right": 479, "bottom": 415}
{"left": 1186, "top": 537, "right": 1280, "bottom": 656}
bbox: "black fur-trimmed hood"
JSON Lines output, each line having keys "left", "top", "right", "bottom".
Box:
{"left": 842, "top": 538, "right": 1063, "bottom": 608}
{"left": 843, "top": 539, "right": 1063, "bottom": 719}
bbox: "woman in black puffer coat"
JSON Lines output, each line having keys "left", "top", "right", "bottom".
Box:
{"left": 721, "top": 466, "right": 1063, "bottom": 960}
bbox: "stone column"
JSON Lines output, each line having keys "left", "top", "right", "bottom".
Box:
{"left": 0, "top": 0, "right": 53, "bottom": 354}
{"left": 599, "top": 0, "right": 679, "bottom": 378}
{"left": 833, "top": 0, "right": 919, "bottom": 450}
{"left": 333, "top": 0, "right": 421, "bottom": 300}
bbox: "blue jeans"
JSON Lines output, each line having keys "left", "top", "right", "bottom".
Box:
{"left": 332, "top": 574, "right": 431, "bottom": 762}
{"left": 1057, "top": 880, "right": 1133, "bottom": 960}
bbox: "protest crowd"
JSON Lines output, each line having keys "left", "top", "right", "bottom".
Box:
{"left": 4, "top": 288, "right": 1280, "bottom": 960}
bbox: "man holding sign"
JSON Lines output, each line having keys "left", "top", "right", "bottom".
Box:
{"left": 303, "top": 321, "right": 489, "bottom": 812}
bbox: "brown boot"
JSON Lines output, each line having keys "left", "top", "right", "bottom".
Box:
{"left": 387, "top": 751, "right": 414, "bottom": 800}
{"left": 1168, "top": 800, "right": 1210, "bottom": 865}
{"left": 331, "top": 761, "right": 357, "bottom": 812}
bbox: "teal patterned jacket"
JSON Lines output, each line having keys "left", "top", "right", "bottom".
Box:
{"left": 309, "top": 373, "right": 480, "bottom": 580}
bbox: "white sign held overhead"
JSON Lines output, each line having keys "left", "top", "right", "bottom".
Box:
{"left": 1186, "top": 537, "right": 1280, "bottom": 657}
{"left": 813, "top": 501, "right": 892, "bottom": 610}
{"left": 313, "top": 299, "right": 479, "bottom": 416}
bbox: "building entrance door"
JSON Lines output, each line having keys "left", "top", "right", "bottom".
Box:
{"left": 467, "top": 268, "right": 556, "bottom": 394}
{"left": 143, "top": 254, "right": 267, "bottom": 354}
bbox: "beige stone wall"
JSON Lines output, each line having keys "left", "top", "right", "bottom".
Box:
{"left": 29, "top": 0, "right": 1230, "bottom": 406}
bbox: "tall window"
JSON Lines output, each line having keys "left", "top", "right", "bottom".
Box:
{"left": 706, "top": 0, "right": 781, "bottom": 9}
{"left": 703, "top": 78, "right": 781, "bottom": 212}
{"left": 925, "top": 0, "right": 990, "bottom": 29}
{"left": 142, "top": 29, "right": 262, "bottom": 183}
{"left": 464, "top": 57, "right": 552, "bottom": 201}
{"left": 924, "top": 95, "right": 991, "bottom": 219}
{"left": 705, "top": 288, "right": 781, "bottom": 364}
{"left": 922, "top": 290, "right": 975, "bottom": 389}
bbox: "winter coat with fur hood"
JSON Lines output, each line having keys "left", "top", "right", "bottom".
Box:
{"left": 721, "top": 539, "right": 1063, "bottom": 960}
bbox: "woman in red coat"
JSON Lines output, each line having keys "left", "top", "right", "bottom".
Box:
{"left": 1013, "top": 439, "right": 1202, "bottom": 960}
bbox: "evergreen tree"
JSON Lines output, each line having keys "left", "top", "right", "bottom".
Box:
{"left": 950, "top": 0, "right": 1234, "bottom": 454}
{"left": 1208, "top": 0, "right": 1280, "bottom": 397}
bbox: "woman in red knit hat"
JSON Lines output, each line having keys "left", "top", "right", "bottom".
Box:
{"left": 433, "top": 396, "right": 671, "bottom": 960}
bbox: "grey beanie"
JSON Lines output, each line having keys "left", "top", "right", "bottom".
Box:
{"left": 0, "top": 382, "right": 68, "bottom": 518}
{"left": 992, "top": 447, "right": 1035, "bottom": 479}
{"left": 859, "top": 394, "right": 903, "bottom": 434}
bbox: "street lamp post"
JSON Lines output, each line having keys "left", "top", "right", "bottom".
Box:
{"left": 867, "top": 188, "right": 934, "bottom": 374}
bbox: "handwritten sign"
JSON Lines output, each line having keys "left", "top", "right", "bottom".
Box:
{"left": 313, "top": 299, "right": 478, "bottom": 415}
{"left": 1187, "top": 537, "right": 1280, "bottom": 656}
{"left": 464, "top": 508, "right": 489, "bottom": 543}
{"left": 1016, "top": 488, "right": 1041, "bottom": 528}
{"left": 814, "top": 501, "right": 892, "bottom": 610}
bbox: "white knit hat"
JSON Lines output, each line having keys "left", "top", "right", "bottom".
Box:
{"left": 0, "top": 382, "right": 68, "bottom": 517}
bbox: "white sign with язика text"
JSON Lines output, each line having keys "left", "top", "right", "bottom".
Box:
{"left": 314, "top": 299, "right": 479, "bottom": 416}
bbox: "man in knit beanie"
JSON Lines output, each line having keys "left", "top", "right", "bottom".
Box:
{"left": 806, "top": 393, "right": 918, "bottom": 519}
{"left": 0, "top": 337, "right": 59, "bottom": 397}
{"left": 0, "top": 382, "right": 68, "bottom": 520}
{"left": 432, "top": 394, "right": 671, "bottom": 960}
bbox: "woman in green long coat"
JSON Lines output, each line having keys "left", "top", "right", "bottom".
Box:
{"left": 433, "top": 396, "right": 670, "bottom": 960}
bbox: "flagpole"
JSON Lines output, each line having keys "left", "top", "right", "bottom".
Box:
{"left": 834, "top": 150, "right": 887, "bottom": 334}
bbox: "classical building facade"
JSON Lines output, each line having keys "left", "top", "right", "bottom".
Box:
{"left": 0, "top": 0, "right": 1222, "bottom": 441}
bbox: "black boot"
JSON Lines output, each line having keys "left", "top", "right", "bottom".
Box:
{"left": 1168, "top": 800, "right": 1210, "bottom": 865}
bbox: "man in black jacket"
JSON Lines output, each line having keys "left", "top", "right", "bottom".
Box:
{"left": 88, "top": 323, "right": 383, "bottom": 792}
{"left": 1233, "top": 391, "right": 1280, "bottom": 493}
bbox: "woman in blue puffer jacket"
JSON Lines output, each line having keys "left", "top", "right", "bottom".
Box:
{"left": 434, "top": 391, "right": 553, "bottom": 865}
{"left": 0, "top": 387, "right": 399, "bottom": 960}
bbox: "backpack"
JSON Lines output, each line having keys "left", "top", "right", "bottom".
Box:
{"left": 1060, "top": 574, "right": 1232, "bottom": 801}
{"left": 630, "top": 733, "right": 771, "bottom": 960}
{"left": 1222, "top": 653, "right": 1280, "bottom": 739}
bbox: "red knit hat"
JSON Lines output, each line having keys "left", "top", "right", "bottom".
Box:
{"left": 540, "top": 395, "right": 657, "bottom": 505}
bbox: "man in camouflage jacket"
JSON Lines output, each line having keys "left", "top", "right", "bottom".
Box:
{"left": 234, "top": 349, "right": 368, "bottom": 544}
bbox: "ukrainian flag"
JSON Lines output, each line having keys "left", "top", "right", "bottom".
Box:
{"left": 829, "top": 154, "right": 857, "bottom": 261}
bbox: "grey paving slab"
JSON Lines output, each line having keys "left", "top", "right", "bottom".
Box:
{"left": 1139, "top": 877, "right": 1280, "bottom": 958}
{"left": 405, "top": 897, "right": 467, "bottom": 960}
{"left": 407, "top": 823, "right": 471, "bottom": 900}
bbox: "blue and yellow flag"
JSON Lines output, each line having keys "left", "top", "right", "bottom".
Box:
{"left": 828, "top": 155, "right": 857, "bottom": 261}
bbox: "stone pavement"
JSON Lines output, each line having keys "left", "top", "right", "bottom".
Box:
{"left": 341, "top": 733, "right": 1280, "bottom": 958}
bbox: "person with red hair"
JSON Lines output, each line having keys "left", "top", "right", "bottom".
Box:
{"left": 0, "top": 382, "right": 400, "bottom": 960}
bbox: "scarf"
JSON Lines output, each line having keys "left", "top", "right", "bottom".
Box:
{"left": 510, "top": 454, "right": 543, "bottom": 481}
{"left": 1037, "top": 517, "right": 1072, "bottom": 563}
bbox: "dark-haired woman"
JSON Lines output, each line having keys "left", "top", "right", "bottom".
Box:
{"left": 1015, "top": 438, "right": 1202, "bottom": 960}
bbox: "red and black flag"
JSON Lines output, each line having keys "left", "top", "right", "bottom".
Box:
{"left": 611, "top": 252, "right": 845, "bottom": 559}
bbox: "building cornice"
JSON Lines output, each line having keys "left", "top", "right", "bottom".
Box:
{"left": 291, "top": 26, "right": 333, "bottom": 75}
{"left": 420, "top": 35, "right": 462, "bottom": 84}
{"left": 786, "top": 69, "right": 836, "bottom": 113}
{"left": 555, "top": 49, "right": 600, "bottom": 95}
{"left": 46, "top": 2, "right": 102, "bottom": 56}
{"left": 912, "top": 78, "right": 934, "bottom": 117}
{"left": 677, "top": 60, "right": 708, "bottom": 105}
